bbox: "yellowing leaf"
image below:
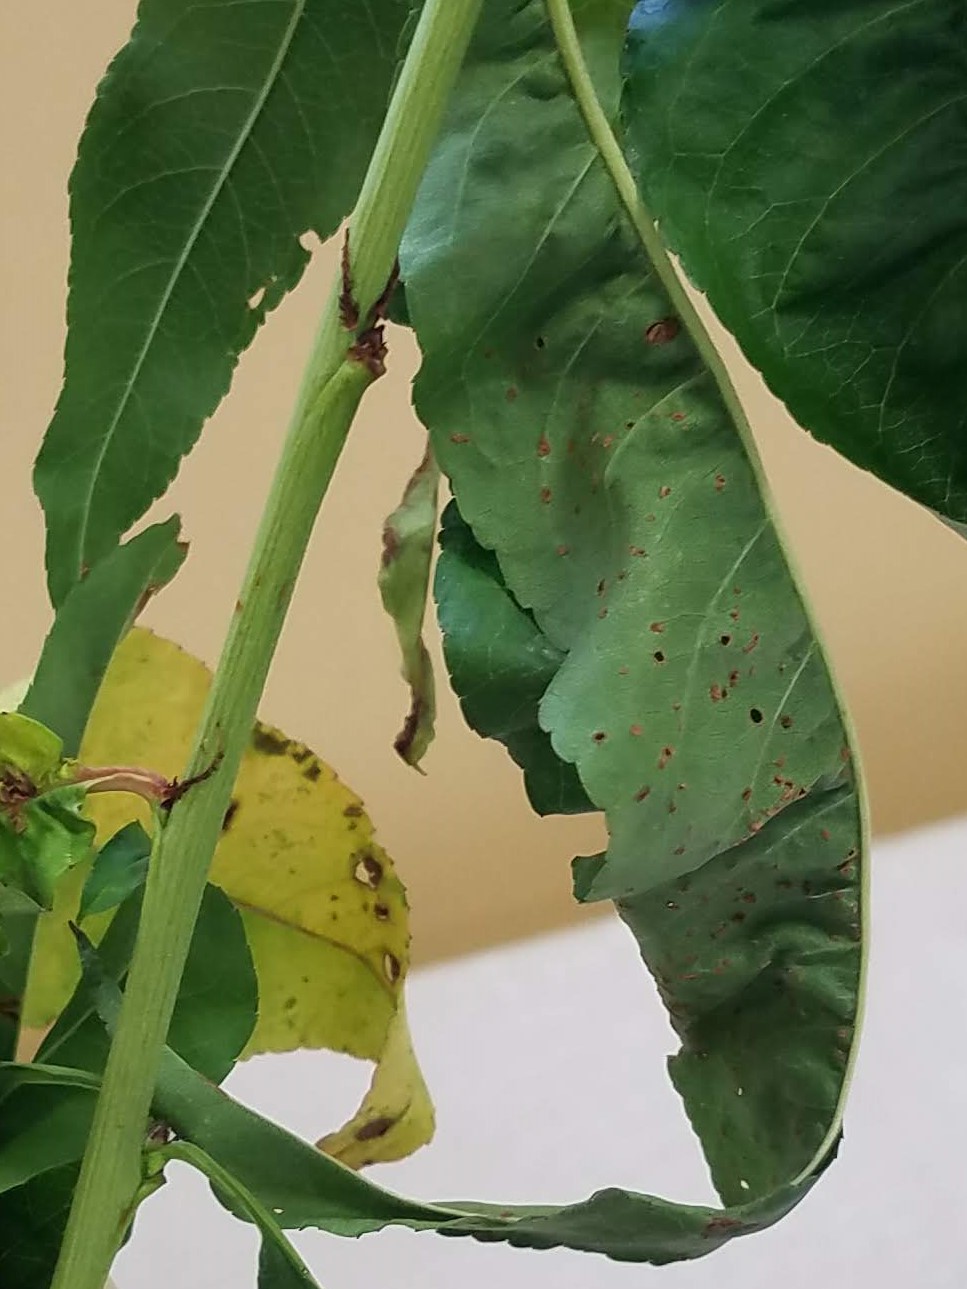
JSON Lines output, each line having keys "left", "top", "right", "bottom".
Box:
{"left": 23, "top": 628, "right": 434, "bottom": 1166}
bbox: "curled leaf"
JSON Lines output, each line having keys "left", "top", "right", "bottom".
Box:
{"left": 378, "top": 446, "right": 440, "bottom": 768}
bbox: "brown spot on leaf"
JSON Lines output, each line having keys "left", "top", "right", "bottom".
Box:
{"left": 355, "top": 1116, "right": 395, "bottom": 1142}
{"left": 649, "top": 621, "right": 665, "bottom": 633}
{"left": 374, "top": 902, "right": 391, "bottom": 920}
{"left": 383, "top": 952, "right": 401, "bottom": 984}
{"left": 450, "top": 432, "right": 470, "bottom": 444}
{"left": 780, "top": 714, "right": 794, "bottom": 730}
{"left": 506, "top": 386, "right": 518, "bottom": 402}
{"left": 344, "top": 803, "right": 363, "bottom": 818}
{"left": 556, "top": 544, "right": 570, "bottom": 557}
{"left": 537, "top": 432, "right": 550, "bottom": 456}
{"left": 658, "top": 745, "right": 674, "bottom": 769}
{"left": 710, "top": 683, "right": 725, "bottom": 702}
{"left": 592, "top": 730, "right": 608, "bottom": 743}
{"left": 743, "top": 633, "right": 760, "bottom": 654}
{"left": 630, "top": 723, "right": 643, "bottom": 736}
{"left": 644, "top": 317, "right": 680, "bottom": 345}
{"left": 354, "top": 853, "right": 383, "bottom": 888}
{"left": 658, "top": 485, "right": 671, "bottom": 500}
{"left": 629, "top": 545, "right": 647, "bottom": 557}
{"left": 634, "top": 785, "right": 651, "bottom": 802}
{"left": 540, "top": 486, "right": 552, "bottom": 503}
{"left": 251, "top": 727, "right": 290, "bottom": 757}
{"left": 714, "top": 474, "right": 726, "bottom": 491}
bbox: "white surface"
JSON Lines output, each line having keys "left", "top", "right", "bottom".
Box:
{"left": 117, "top": 816, "right": 967, "bottom": 1288}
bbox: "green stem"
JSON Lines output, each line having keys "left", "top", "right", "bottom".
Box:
{"left": 49, "top": 3, "right": 482, "bottom": 1287}
{"left": 152, "top": 1141, "right": 319, "bottom": 1284}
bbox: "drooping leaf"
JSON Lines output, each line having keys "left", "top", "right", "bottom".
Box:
{"left": 378, "top": 446, "right": 440, "bottom": 768}
{"left": 28, "top": 628, "right": 433, "bottom": 1162}
{"left": 150, "top": 1036, "right": 824, "bottom": 1262}
{"left": 395, "top": 0, "right": 864, "bottom": 1255}
{"left": 21, "top": 518, "right": 186, "bottom": 754}
{"left": 77, "top": 822, "right": 152, "bottom": 921}
{"left": 622, "top": 0, "right": 967, "bottom": 523}
{"left": 35, "top": 0, "right": 415, "bottom": 606}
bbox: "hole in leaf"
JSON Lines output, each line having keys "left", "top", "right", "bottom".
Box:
{"left": 750, "top": 708, "right": 764, "bottom": 724}
{"left": 653, "top": 650, "right": 665, "bottom": 663}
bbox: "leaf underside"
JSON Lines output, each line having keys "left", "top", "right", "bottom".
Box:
{"left": 622, "top": 0, "right": 967, "bottom": 523}
{"left": 35, "top": 0, "right": 413, "bottom": 606}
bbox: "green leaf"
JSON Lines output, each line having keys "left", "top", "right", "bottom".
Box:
{"left": 622, "top": 0, "right": 967, "bottom": 523}
{"left": 158, "top": 1143, "right": 322, "bottom": 1289}
{"left": 0, "top": 1077, "right": 95, "bottom": 1197}
{"left": 378, "top": 446, "right": 440, "bottom": 768}
{"left": 40, "top": 883, "right": 256, "bottom": 1087}
{"left": 78, "top": 823, "right": 152, "bottom": 921}
{"left": 0, "top": 1164, "right": 78, "bottom": 1289}
{"left": 21, "top": 518, "right": 186, "bottom": 755}
{"left": 436, "top": 502, "right": 593, "bottom": 815}
{"left": 395, "top": 0, "right": 865, "bottom": 1255}
{"left": 0, "top": 713, "right": 63, "bottom": 784}
{"left": 35, "top": 0, "right": 415, "bottom": 606}
{"left": 0, "top": 783, "right": 95, "bottom": 911}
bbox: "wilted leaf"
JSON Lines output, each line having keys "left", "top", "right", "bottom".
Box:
{"left": 28, "top": 628, "right": 433, "bottom": 1163}
{"left": 378, "top": 446, "right": 440, "bottom": 768}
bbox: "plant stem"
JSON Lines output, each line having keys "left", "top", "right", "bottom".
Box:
{"left": 49, "top": 3, "right": 482, "bottom": 1287}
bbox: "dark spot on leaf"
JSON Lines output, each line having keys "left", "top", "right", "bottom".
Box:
{"left": 221, "top": 799, "right": 240, "bottom": 832}
{"left": 303, "top": 761, "right": 322, "bottom": 782}
{"left": 644, "top": 317, "right": 680, "bottom": 345}
{"left": 344, "top": 803, "right": 363, "bottom": 818}
{"left": 729, "top": 608, "right": 740, "bottom": 621}
{"left": 780, "top": 714, "right": 794, "bottom": 730}
{"left": 653, "top": 650, "right": 665, "bottom": 663}
{"left": 556, "top": 544, "right": 570, "bottom": 556}
{"left": 537, "top": 432, "right": 550, "bottom": 456}
{"left": 629, "top": 545, "right": 647, "bottom": 557}
{"left": 251, "top": 727, "right": 290, "bottom": 757}
{"left": 719, "top": 634, "right": 731, "bottom": 646}
{"left": 710, "top": 683, "right": 725, "bottom": 702}
{"left": 741, "top": 787, "right": 752, "bottom": 801}
{"left": 355, "top": 1116, "right": 396, "bottom": 1142}
{"left": 741, "top": 891, "right": 757, "bottom": 904}
{"left": 592, "top": 731, "right": 607, "bottom": 743}
{"left": 750, "top": 708, "right": 764, "bottom": 724}
{"left": 635, "top": 785, "right": 651, "bottom": 802}
{"left": 374, "top": 902, "right": 391, "bottom": 920}
{"left": 673, "top": 845, "right": 686, "bottom": 855}
{"left": 283, "top": 996, "right": 297, "bottom": 1011}
{"left": 506, "top": 386, "right": 518, "bottom": 402}
{"left": 668, "top": 801, "right": 677, "bottom": 814}
{"left": 658, "top": 485, "right": 671, "bottom": 499}
{"left": 649, "top": 621, "right": 665, "bottom": 633}
{"left": 383, "top": 952, "right": 401, "bottom": 984}
{"left": 354, "top": 853, "right": 383, "bottom": 888}
{"left": 534, "top": 335, "right": 546, "bottom": 349}
{"left": 743, "top": 633, "right": 761, "bottom": 654}
{"left": 602, "top": 434, "right": 614, "bottom": 449}
{"left": 658, "top": 745, "right": 674, "bottom": 769}
{"left": 714, "top": 474, "right": 726, "bottom": 491}
{"left": 671, "top": 411, "right": 686, "bottom": 422}
{"left": 597, "top": 578, "right": 606, "bottom": 595}
{"left": 540, "top": 486, "right": 552, "bottom": 503}
{"left": 450, "top": 432, "right": 470, "bottom": 444}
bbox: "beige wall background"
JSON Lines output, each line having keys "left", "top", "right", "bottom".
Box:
{"left": 3, "top": 4, "right": 966, "bottom": 964}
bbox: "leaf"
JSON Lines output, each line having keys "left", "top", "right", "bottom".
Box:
{"left": 0, "top": 713, "right": 63, "bottom": 784}
{"left": 34, "top": 0, "right": 415, "bottom": 607}
{"left": 436, "top": 502, "right": 593, "bottom": 816}
{"left": 0, "top": 782, "right": 95, "bottom": 911}
{"left": 395, "top": 0, "right": 864, "bottom": 1254}
{"left": 0, "top": 1164, "right": 78, "bottom": 1289}
{"left": 151, "top": 1036, "right": 824, "bottom": 1263}
{"left": 0, "top": 1076, "right": 95, "bottom": 1197}
{"left": 30, "top": 628, "right": 433, "bottom": 1162}
{"left": 378, "top": 446, "right": 440, "bottom": 768}
{"left": 77, "top": 822, "right": 152, "bottom": 921}
{"left": 21, "top": 518, "right": 186, "bottom": 755}
{"left": 622, "top": 0, "right": 967, "bottom": 524}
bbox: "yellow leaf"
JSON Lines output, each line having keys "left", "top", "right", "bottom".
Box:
{"left": 22, "top": 628, "right": 434, "bottom": 1166}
